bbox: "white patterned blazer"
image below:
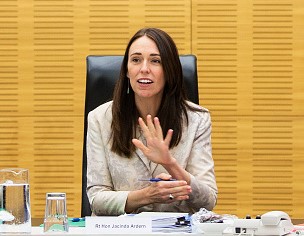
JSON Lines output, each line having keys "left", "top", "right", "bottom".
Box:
{"left": 86, "top": 101, "right": 218, "bottom": 216}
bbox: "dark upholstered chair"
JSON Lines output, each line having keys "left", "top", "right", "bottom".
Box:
{"left": 81, "top": 55, "right": 199, "bottom": 216}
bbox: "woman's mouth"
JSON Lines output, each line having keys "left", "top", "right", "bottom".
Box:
{"left": 138, "top": 79, "right": 153, "bottom": 84}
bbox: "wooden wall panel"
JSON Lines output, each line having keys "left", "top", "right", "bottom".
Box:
{"left": 142, "top": 0, "right": 191, "bottom": 53}
{"left": 192, "top": 0, "right": 239, "bottom": 214}
{"left": 0, "top": 0, "right": 18, "bottom": 117}
{"left": 87, "top": 0, "right": 191, "bottom": 55}
{"left": 88, "top": 0, "right": 130, "bottom": 54}
{"left": 0, "top": 0, "right": 20, "bottom": 177}
{"left": 0, "top": 0, "right": 303, "bottom": 219}
{"left": 0, "top": 120, "right": 19, "bottom": 168}
{"left": 251, "top": 1, "right": 294, "bottom": 216}
{"left": 193, "top": 0, "right": 304, "bottom": 218}
{"left": 0, "top": 0, "right": 84, "bottom": 218}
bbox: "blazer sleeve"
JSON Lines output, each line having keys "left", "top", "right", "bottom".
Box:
{"left": 186, "top": 110, "right": 218, "bottom": 211}
{"left": 86, "top": 107, "right": 129, "bottom": 216}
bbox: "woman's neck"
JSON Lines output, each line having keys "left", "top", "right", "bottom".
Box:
{"left": 135, "top": 96, "right": 161, "bottom": 119}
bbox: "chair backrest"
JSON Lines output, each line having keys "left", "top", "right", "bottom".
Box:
{"left": 81, "top": 55, "right": 199, "bottom": 216}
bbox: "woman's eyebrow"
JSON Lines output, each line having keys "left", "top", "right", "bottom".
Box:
{"left": 129, "top": 52, "right": 160, "bottom": 57}
{"left": 130, "top": 52, "right": 142, "bottom": 56}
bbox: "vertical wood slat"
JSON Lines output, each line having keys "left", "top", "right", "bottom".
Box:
{"left": 0, "top": 0, "right": 18, "bottom": 116}
{"left": 192, "top": 0, "right": 239, "bottom": 213}
{"left": 0, "top": 1, "right": 20, "bottom": 212}
{"left": 33, "top": 0, "right": 75, "bottom": 115}
{"left": 0, "top": 120, "right": 19, "bottom": 168}
{"left": 251, "top": 1, "right": 294, "bottom": 215}
{"left": 292, "top": 0, "right": 304, "bottom": 213}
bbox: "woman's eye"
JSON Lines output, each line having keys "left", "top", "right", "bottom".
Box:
{"left": 131, "top": 58, "right": 140, "bottom": 63}
{"left": 151, "top": 59, "right": 161, "bottom": 64}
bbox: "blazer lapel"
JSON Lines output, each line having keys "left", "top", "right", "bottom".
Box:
{"left": 134, "top": 149, "right": 151, "bottom": 171}
{"left": 134, "top": 127, "right": 159, "bottom": 174}
{"left": 150, "top": 161, "right": 158, "bottom": 175}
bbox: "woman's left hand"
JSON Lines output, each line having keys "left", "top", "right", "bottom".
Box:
{"left": 132, "top": 115, "right": 174, "bottom": 165}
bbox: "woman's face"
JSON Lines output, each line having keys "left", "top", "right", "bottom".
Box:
{"left": 127, "top": 35, "right": 165, "bottom": 102}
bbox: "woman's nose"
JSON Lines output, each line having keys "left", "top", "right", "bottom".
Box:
{"left": 140, "top": 60, "right": 150, "bottom": 73}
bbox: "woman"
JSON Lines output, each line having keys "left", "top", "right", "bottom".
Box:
{"left": 86, "top": 27, "right": 217, "bottom": 216}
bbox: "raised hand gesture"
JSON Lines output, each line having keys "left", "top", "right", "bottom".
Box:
{"left": 132, "top": 115, "right": 174, "bottom": 165}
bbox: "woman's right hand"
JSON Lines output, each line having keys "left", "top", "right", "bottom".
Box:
{"left": 125, "top": 173, "right": 192, "bottom": 213}
{"left": 132, "top": 115, "right": 174, "bottom": 165}
{"left": 144, "top": 173, "right": 192, "bottom": 204}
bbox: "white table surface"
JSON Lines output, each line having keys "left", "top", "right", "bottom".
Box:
{"left": 29, "top": 226, "right": 201, "bottom": 235}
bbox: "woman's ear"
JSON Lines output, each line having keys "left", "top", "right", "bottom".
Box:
{"left": 126, "top": 72, "right": 129, "bottom": 78}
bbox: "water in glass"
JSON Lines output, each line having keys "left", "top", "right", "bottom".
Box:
{"left": 0, "top": 168, "right": 31, "bottom": 234}
{"left": 44, "top": 192, "right": 68, "bottom": 233}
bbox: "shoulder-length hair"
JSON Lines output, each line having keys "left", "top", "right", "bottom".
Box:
{"left": 111, "top": 28, "right": 202, "bottom": 157}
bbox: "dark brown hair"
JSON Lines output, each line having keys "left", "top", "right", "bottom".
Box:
{"left": 111, "top": 28, "right": 202, "bottom": 157}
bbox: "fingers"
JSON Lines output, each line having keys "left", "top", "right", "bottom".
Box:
{"left": 164, "top": 129, "right": 173, "bottom": 146}
{"left": 138, "top": 117, "right": 152, "bottom": 139}
{"left": 153, "top": 117, "right": 164, "bottom": 140}
{"left": 154, "top": 180, "right": 192, "bottom": 202}
{"left": 156, "top": 180, "right": 189, "bottom": 189}
{"left": 169, "top": 184, "right": 192, "bottom": 201}
{"left": 146, "top": 115, "right": 157, "bottom": 137}
{"left": 132, "top": 138, "right": 148, "bottom": 153}
{"left": 137, "top": 115, "right": 165, "bottom": 140}
{"left": 155, "top": 173, "right": 172, "bottom": 181}
{"left": 146, "top": 178, "right": 192, "bottom": 204}
{"left": 134, "top": 115, "right": 173, "bottom": 164}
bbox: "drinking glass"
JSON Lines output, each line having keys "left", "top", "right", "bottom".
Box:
{"left": 0, "top": 168, "right": 31, "bottom": 234}
{"left": 43, "top": 192, "right": 68, "bottom": 233}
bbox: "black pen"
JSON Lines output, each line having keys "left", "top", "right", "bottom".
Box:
{"left": 138, "top": 178, "right": 177, "bottom": 182}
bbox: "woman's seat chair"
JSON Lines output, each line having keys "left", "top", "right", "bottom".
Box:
{"left": 82, "top": 54, "right": 199, "bottom": 216}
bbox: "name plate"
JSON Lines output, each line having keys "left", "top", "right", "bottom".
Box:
{"left": 85, "top": 216, "right": 152, "bottom": 234}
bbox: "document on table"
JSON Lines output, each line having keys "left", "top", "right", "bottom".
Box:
{"left": 128, "top": 212, "right": 192, "bottom": 233}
